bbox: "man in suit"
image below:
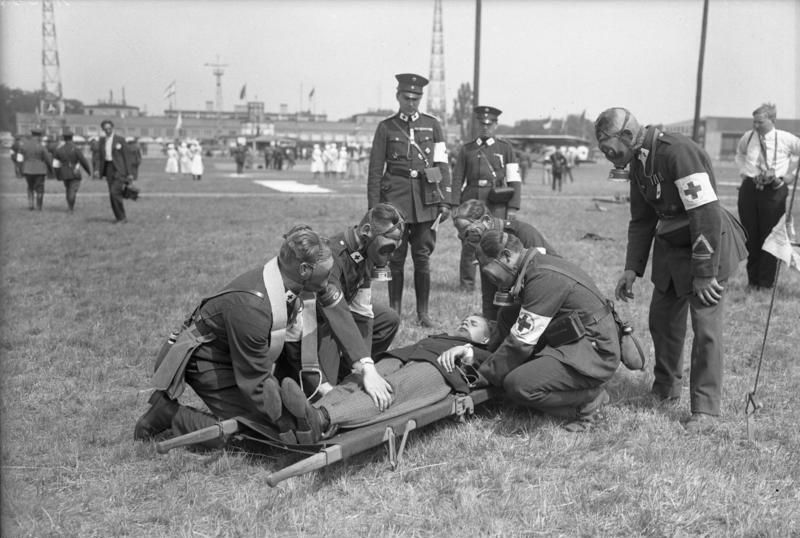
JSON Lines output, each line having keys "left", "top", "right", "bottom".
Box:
{"left": 367, "top": 73, "right": 452, "bottom": 327}
{"left": 93, "top": 119, "right": 133, "bottom": 223}
{"left": 53, "top": 128, "right": 92, "bottom": 212}
{"left": 18, "top": 128, "right": 53, "bottom": 211}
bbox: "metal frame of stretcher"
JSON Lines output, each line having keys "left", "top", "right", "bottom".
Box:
{"left": 155, "top": 388, "right": 498, "bottom": 487}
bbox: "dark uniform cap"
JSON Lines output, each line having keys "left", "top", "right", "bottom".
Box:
{"left": 395, "top": 73, "right": 429, "bottom": 95}
{"left": 62, "top": 128, "right": 74, "bottom": 138}
{"left": 30, "top": 128, "right": 44, "bottom": 136}
{"left": 474, "top": 105, "right": 502, "bottom": 124}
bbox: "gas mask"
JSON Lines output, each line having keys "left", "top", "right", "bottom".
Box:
{"left": 363, "top": 217, "right": 405, "bottom": 281}
{"left": 481, "top": 257, "right": 520, "bottom": 306}
{"left": 608, "top": 167, "right": 630, "bottom": 181}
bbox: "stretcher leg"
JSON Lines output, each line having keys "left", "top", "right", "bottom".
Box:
{"left": 266, "top": 445, "right": 343, "bottom": 487}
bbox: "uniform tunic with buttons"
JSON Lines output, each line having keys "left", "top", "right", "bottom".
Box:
{"left": 453, "top": 136, "right": 521, "bottom": 215}
{"left": 625, "top": 127, "right": 746, "bottom": 414}
{"left": 368, "top": 112, "right": 452, "bottom": 223}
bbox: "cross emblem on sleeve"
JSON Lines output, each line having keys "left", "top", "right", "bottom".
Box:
{"left": 683, "top": 181, "right": 702, "bottom": 199}
{"left": 515, "top": 314, "right": 533, "bottom": 332}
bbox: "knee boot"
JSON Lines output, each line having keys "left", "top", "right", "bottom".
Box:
{"left": 388, "top": 270, "right": 404, "bottom": 315}
{"left": 35, "top": 192, "right": 44, "bottom": 211}
{"left": 414, "top": 271, "right": 434, "bottom": 328}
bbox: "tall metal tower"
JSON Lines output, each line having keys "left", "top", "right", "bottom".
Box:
{"left": 41, "top": 0, "right": 63, "bottom": 116}
{"left": 427, "top": 0, "right": 446, "bottom": 120}
{"left": 204, "top": 56, "right": 229, "bottom": 112}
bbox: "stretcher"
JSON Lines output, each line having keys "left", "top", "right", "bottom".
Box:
{"left": 156, "top": 388, "right": 498, "bottom": 487}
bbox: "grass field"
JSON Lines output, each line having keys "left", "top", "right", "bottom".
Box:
{"left": 1, "top": 155, "right": 799, "bottom": 537}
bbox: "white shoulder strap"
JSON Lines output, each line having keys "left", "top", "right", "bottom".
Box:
{"left": 262, "top": 257, "right": 287, "bottom": 365}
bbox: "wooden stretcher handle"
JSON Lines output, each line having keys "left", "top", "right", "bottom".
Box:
{"left": 266, "top": 451, "right": 331, "bottom": 487}
{"left": 156, "top": 419, "right": 239, "bottom": 454}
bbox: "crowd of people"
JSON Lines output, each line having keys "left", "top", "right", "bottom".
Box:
{"left": 129, "top": 75, "right": 800, "bottom": 460}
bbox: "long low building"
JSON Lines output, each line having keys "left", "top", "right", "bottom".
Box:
{"left": 665, "top": 116, "right": 800, "bottom": 161}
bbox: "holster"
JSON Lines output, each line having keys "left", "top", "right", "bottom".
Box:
{"left": 423, "top": 166, "right": 444, "bottom": 205}
{"left": 487, "top": 185, "right": 515, "bottom": 204}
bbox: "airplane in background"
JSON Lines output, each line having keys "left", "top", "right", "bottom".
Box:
{"left": 502, "top": 134, "right": 595, "bottom": 163}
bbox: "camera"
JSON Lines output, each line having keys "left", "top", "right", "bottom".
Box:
{"left": 122, "top": 184, "right": 140, "bottom": 201}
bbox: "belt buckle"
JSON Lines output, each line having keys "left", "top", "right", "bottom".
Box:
{"left": 478, "top": 179, "right": 489, "bottom": 187}
{"left": 409, "top": 170, "right": 419, "bottom": 178}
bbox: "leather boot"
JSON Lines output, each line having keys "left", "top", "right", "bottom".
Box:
{"left": 134, "top": 390, "right": 179, "bottom": 441}
{"left": 388, "top": 270, "right": 404, "bottom": 316}
{"left": 35, "top": 193, "right": 44, "bottom": 211}
{"left": 414, "top": 271, "right": 434, "bottom": 328}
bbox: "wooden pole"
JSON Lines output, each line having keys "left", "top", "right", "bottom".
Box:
{"left": 472, "top": 0, "right": 481, "bottom": 138}
{"left": 692, "top": 0, "right": 709, "bottom": 143}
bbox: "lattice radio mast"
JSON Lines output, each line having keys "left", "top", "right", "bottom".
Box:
{"left": 204, "top": 56, "right": 229, "bottom": 112}
{"left": 41, "top": 0, "right": 63, "bottom": 117}
{"left": 427, "top": 0, "right": 446, "bottom": 120}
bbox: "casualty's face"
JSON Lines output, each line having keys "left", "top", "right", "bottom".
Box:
{"left": 753, "top": 112, "right": 774, "bottom": 137}
{"left": 397, "top": 92, "right": 421, "bottom": 115}
{"left": 455, "top": 315, "right": 490, "bottom": 343}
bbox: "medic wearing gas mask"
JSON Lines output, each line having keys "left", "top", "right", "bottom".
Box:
{"left": 135, "top": 225, "right": 393, "bottom": 449}
{"left": 315, "top": 203, "right": 405, "bottom": 384}
{"left": 453, "top": 199, "right": 558, "bottom": 321}
{"left": 474, "top": 230, "right": 621, "bottom": 432}
{"left": 594, "top": 107, "right": 746, "bottom": 433}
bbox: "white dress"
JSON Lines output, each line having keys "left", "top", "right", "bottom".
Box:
{"left": 178, "top": 145, "right": 192, "bottom": 174}
{"left": 310, "top": 147, "right": 324, "bottom": 173}
{"left": 190, "top": 146, "right": 204, "bottom": 175}
{"left": 165, "top": 148, "right": 179, "bottom": 174}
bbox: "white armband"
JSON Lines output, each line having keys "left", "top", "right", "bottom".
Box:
{"left": 52, "top": 158, "right": 61, "bottom": 169}
{"left": 505, "top": 163, "right": 521, "bottom": 183}
{"left": 433, "top": 141, "right": 447, "bottom": 164}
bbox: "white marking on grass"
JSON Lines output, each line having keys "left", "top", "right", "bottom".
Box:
{"left": 253, "top": 180, "right": 332, "bottom": 193}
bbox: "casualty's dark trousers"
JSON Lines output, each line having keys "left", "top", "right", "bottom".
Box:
{"left": 737, "top": 177, "right": 788, "bottom": 288}
{"left": 649, "top": 282, "right": 724, "bottom": 415}
{"left": 103, "top": 162, "right": 127, "bottom": 222}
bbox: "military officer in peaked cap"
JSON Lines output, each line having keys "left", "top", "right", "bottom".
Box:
{"left": 368, "top": 73, "right": 452, "bottom": 327}
{"left": 452, "top": 105, "right": 522, "bottom": 291}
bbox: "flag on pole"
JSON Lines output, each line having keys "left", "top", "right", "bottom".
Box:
{"left": 308, "top": 87, "right": 315, "bottom": 99}
{"left": 175, "top": 112, "right": 183, "bottom": 131}
{"left": 163, "top": 81, "right": 176, "bottom": 100}
{"left": 762, "top": 214, "right": 800, "bottom": 272}
{"left": 542, "top": 116, "right": 552, "bottom": 130}
{"left": 240, "top": 84, "right": 247, "bottom": 100}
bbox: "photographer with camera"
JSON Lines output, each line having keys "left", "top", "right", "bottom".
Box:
{"left": 93, "top": 119, "right": 135, "bottom": 223}
{"left": 735, "top": 103, "right": 800, "bottom": 290}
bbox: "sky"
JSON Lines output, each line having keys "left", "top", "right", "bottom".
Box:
{"left": 0, "top": 0, "right": 798, "bottom": 126}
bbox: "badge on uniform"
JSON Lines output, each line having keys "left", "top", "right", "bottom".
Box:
{"left": 350, "top": 251, "right": 365, "bottom": 263}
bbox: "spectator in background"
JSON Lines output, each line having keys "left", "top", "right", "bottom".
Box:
{"left": 53, "top": 128, "right": 91, "bottom": 212}
{"left": 273, "top": 145, "right": 284, "bottom": 171}
{"left": 93, "top": 119, "right": 133, "bottom": 223}
{"left": 165, "top": 143, "right": 179, "bottom": 180}
{"left": 263, "top": 144, "right": 274, "bottom": 169}
{"left": 189, "top": 141, "right": 204, "bottom": 181}
{"left": 10, "top": 134, "right": 24, "bottom": 179}
{"left": 541, "top": 151, "right": 552, "bottom": 186}
{"left": 285, "top": 147, "right": 296, "bottom": 171}
{"left": 735, "top": 102, "right": 800, "bottom": 290}
{"left": 18, "top": 128, "right": 52, "bottom": 211}
{"left": 311, "top": 143, "right": 324, "bottom": 180}
{"left": 178, "top": 142, "right": 192, "bottom": 177}
{"left": 232, "top": 138, "right": 248, "bottom": 175}
{"left": 126, "top": 137, "right": 143, "bottom": 181}
{"left": 565, "top": 147, "right": 576, "bottom": 183}
{"left": 549, "top": 148, "right": 568, "bottom": 193}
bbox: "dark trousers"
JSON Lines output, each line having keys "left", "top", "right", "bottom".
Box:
{"left": 552, "top": 171, "right": 563, "bottom": 192}
{"left": 171, "top": 357, "right": 282, "bottom": 448}
{"left": 649, "top": 283, "right": 724, "bottom": 415}
{"left": 24, "top": 174, "right": 45, "bottom": 195}
{"left": 63, "top": 179, "right": 80, "bottom": 210}
{"left": 390, "top": 221, "right": 437, "bottom": 274}
{"left": 103, "top": 162, "right": 126, "bottom": 221}
{"left": 235, "top": 160, "right": 245, "bottom": 174}
{"left": 502, "top": 354, "right": 606, "bottom": 419}
{"left": 737, "top": 177, "right": 788, "bottom": 288}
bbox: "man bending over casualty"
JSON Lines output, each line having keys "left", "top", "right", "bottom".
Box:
{"left": 280, "top": 314, "right": 493, "bottom": 443}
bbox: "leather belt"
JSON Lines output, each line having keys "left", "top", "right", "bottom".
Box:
{"left": 580, "top": 301, "right": 613, "bottom": 327}
{"left": 388, "top": 168, "right": 422, "bottom": 178}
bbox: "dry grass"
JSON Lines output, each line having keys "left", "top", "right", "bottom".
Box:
{"left": 2, "top": 157, "right": 799, "bottom": 537}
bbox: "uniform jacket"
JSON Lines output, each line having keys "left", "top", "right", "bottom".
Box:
{"left": 376, "top": 334, "right": 491, "bottom": 394}
{"left": 368, "top": 112, "right": 452, "bottom": 223}
{"left": 479, "top": 253, "right": 620, "bottom": 386}
{"left": 94, "top": 134, "right": 131, "bottom": 179}
{"left": 626, "top": 128, "right": 747, "bottom": 296}
{"left": 454, "top": 136, "right": 521, "bottom": 209}
{"left": 502, "top": 218, "right": 558, "bottom": 256}
{"left": 18, "top": 138, "right": 52, "bottom": 176}
{"left": 326, "top": 229, "right": 376, "bottom": 348}
{"left": 53, "top": 141, "right": 91, "bottom": 181}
